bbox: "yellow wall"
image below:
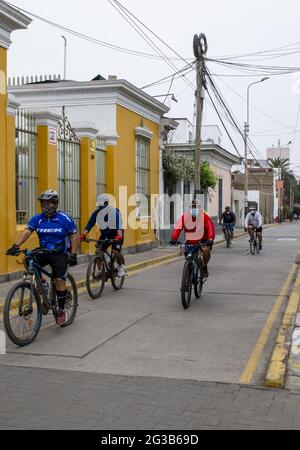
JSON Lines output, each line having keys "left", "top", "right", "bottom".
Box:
{"left": 0, "top": 48, "right": 8, "bottom": 275}
{"left": 113, "top": 105, "right": 160, "bottom": 249}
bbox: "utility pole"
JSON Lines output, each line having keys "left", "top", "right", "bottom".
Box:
{"left": 193, "top": 33, "right": 207, "bottom": 198}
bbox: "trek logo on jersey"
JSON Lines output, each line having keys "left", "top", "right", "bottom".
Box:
{"left": 37, "top": 228, "right": 64, "bottom": 233}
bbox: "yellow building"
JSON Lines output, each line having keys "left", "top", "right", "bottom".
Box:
{"left": 5, "top": 75, "right": 168, "bottom": 275}
{"left": 0, "top": 1, "right": 31, "bottom": 280}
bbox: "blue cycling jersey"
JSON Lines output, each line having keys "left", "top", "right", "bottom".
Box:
{"left": 27, "top": 212, "right": 78, "bottom": 253}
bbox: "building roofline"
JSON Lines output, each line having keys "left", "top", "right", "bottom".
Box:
{"left": 165, "top": 142, "right": 240, "bottom": 165}
{"left": 8, "top": 78, "right": 169, "bottom": 116}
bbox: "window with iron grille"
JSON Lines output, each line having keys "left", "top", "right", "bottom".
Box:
{"left": 57, "top": 111, "right": 81, "bottom": 230}
{"left": 96, "top": 136, "right": 106, "bottom": 195}
{"left": 16, "top": 110, "right": 38, "bottom": 225}
{"left": 136, "top": 137, "right": 150, "bottom": 217}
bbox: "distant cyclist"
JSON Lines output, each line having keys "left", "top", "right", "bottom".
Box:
{"left": 81, "top": 194, "right": 126, "bottom": 277}
{"left": 170, "top": 199, "right": 215, "bottom": 279}
{"left": 245, "top": 206, "right": 263, "bottom": 251}
{"left": 6, "top": 190, "right": 79, "bottom": 325}
{"left": 219, "top": 206, "right": 236, "bottom": 243}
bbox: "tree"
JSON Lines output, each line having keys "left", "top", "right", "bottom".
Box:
{"left": 163, "top": 150, "right": 217, "bottom": 192}
{"left": 267, "top": 157, "right": 290, "bottom": 172}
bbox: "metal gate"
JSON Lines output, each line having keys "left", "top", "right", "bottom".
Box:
{"left": 57, "top": 109, "right": 81, "bottom": 229}
{"left": 16, "top": 110, "right": 38, "bottom": 224}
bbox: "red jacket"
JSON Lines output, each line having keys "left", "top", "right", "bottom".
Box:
{"left": 171, "top": 211, "right": 215, "bottom": 245}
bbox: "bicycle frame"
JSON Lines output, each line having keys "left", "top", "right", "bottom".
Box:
{"left": 86, "top": 238, "right": 119, "bottom": 279}
{"left": 20, "top": 251, "right": 56, "bottom": 313}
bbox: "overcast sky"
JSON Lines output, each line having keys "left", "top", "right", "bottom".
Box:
{"left": 6, "top": 0, "right": 300, "bottom": 172}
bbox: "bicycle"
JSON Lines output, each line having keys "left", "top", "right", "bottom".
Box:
{"left": 178, "top": 242, "right": 207, "bottom": 310}
{"left": 4, "top": 249, "right": 78, "bottom": 347}
{"left": 84, "top": 238, "right": 125, "bottom": 300}
{"left": 222, "top": 224, "right": 234, "bottom": 248}
{"left": 249, "top": 228, "right": 260, "bottom": 255}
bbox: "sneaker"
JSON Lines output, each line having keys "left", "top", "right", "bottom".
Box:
{"left": 259, "top": 245, "right": 263, "bottom": 251}
{"left": 56, "top": 308, "right": 66, "bottom": 326}
{"left": 118, "top": 265, "right": 126, "bottom": 278}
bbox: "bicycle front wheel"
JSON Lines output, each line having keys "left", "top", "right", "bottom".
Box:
{"left": 194, "top": 260, "right": 204, "bottom": 299}
{"left": 226, "top": 231, "right": 231, "bottom": 248}
{"left": 181, "top": 261, "right": 192, "bottom": 310}
{"left": 4, "top": 282, "right": 42, "bottom": 347}
{"left": 250, "top": 238, "right": 255, "bottom": 255}
{"left": 86, "top": 255, "right": 106, "bottom": 299}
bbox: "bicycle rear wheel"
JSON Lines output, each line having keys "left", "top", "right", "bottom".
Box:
{"left": 63, "top": 274, "right": 78, "bottom": 327}
{"left": 4, "top": 282, "right": 42, "bottom": 347}
{"left": 86, "top": 255, "right": 106, "bottom": 299}
{"left": 181, "top": 261, "right": 192, "bottom": 310}
{"left": 111, "top": 257, "right": 125, "bottom": 291}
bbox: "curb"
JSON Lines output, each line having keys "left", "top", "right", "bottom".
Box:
{"left": 264, "top": 266, "right": 300, "bottom": 388}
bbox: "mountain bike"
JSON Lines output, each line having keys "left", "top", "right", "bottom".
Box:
{"left": 249, "top": 228, "right": 260, "bottom": 255}
{"left": 179, "top": 242, "right": 207, "bottom": 310}
{"left": 223, "top": 224, "right": 234, "bottom": 248}
{"left": 4, "top": 249, "right": 78, "bottom": 347}
{"left": 84, "top": 239, "right": 125, "bottom": 300}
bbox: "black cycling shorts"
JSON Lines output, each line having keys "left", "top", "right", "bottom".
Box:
{"left": 33, "top": 254, "right": 69, "bottom": 281}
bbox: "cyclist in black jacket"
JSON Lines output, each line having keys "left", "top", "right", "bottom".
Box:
{"left": 219, "top": 206, "right": 236, "bottom": 244}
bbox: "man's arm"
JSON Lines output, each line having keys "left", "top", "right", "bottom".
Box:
{"left": 70, "top": 233, "right": 79, "bottom": 255}
{"left": 258, "top": 213, "right": 263, "bottom": 228}
{"left": 82, "top": 210, "right": 98, "bottom": 237}
{"left": 171, "top": 215, "right": 184, "bottom": 242}
{"left": 245, "top": 214, "right": 249, "bottom": 229}
{"left": 15, "top": 229, "right": 33, "bottom": 247}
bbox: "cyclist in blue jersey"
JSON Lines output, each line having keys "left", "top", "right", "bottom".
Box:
{"left": 81, "top": 194, "right": 126, "bottom": 277}
{"left": 6, "top": 190, "right": 79, "bottom": 325}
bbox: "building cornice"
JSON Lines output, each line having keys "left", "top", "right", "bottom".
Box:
{"left": 0, "top": 1, "right": 31, "bottom": 49}
{"left": 7, "top": 93, "right": 19, "bottom": 116}
{"left": 166, "top": 142, "right": 240, "bottom": 166}
{"left": 8, "top": 79, "right": 169, "bottom": 124}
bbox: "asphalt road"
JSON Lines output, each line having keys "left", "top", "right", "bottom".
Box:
{"left": 1, "top": 223, "right": 299, "bottom": 386}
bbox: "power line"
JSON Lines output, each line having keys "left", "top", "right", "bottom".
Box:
{"left": 4, "top": 0, "right": 191, "bottom": 61}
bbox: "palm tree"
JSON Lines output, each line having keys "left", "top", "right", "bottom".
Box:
{"left": 267, "top": 157, "right": 291, "bottom": 173}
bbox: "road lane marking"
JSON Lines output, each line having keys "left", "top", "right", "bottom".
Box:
{"left": 240, "top": 261, "right": 298, "bottom": 385}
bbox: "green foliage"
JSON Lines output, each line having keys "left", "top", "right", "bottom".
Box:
{"left": 200, "top": 161, "right": 218, "bottom": 191}
{"left": 163, "top": 151, "right": 218, "bottom": 192}
{"left": 268, "top": 158, "right": 290, "bottom": 172}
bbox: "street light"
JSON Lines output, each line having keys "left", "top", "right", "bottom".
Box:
{"left": 62, "top": 35, "right": 67, "bottom": 80}
{"left": 152, "top": 94, "right": 178, "bottom": 103}
{"left": 244, "top": 77, "right": 269, "bottom": 216}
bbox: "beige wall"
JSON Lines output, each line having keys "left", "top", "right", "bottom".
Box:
{"left": 208, "top": 165, "right": 232, "bottom": 218}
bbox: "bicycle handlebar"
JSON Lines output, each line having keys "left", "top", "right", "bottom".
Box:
{"left": 10, "top": 248, "right": 60, "bottom": 257}
{"left": 83, "top": 238, "right": 120, "bottom": 245}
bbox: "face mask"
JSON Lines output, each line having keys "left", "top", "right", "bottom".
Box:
{"left": 42, "top": 205, "right": 58, "bottom": 218}
{"left": 250, "top": 211, "right": 256, "bottom": 216}
{"left": 191, "top": 208, "right": 199, "bottom": 218}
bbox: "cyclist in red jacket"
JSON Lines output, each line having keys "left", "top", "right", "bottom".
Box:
{"left": 170, "top": 199, "right": 215, "bottom": 278}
